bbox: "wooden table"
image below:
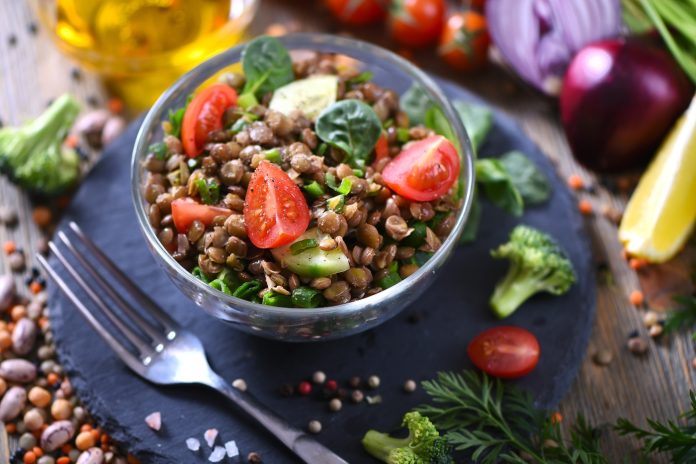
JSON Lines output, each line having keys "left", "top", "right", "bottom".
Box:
{"left": 1, "top": 1, "right": 693, "bottom": 461}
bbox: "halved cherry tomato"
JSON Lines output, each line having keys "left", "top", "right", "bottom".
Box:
{"left": 382, "top": 135, "right": 460, "bottom": 201}
{"left": 389, "top": 0, "right": 445, "bottom": 47}
{"left": 244, "top": 161, "right": 310, "bottom": 249}
{"left": 467, "top": 326, "right": 540, "bottom": 379}
{"left": 373, "top": 132, "right": 390, "bottom": 164}
{"left": 325, "top": 0, "right": 387, "bottom": 25}
{"left": 171, "top": 198, "right": 232, "bottom": 233}
{"left": 181, "top": 84, "right": 238, "bottom": 158}
{"left": 439, "top": 11, "right": 490, "bottom": 72}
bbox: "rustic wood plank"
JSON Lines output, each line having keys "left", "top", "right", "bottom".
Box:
{"left": 0, "top": 1, "right": 693, "bottom": 462}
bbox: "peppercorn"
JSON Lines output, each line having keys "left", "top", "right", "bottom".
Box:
{"left": 298, "top": 381, "right": 312, "bottom": 396}
{"left": 403, "top": 379, "right": 417, "bottom": 393}
{"left": 351, "top": 390, "right": 364, "bottom": 403}
{"left": 627, "top": 336, "right": 648, "bottom": 355}
{"left": 329, "top": 398, "right": 342, "bottom": 412}
{"left": 232, "top": 378, "right": 247, "bottom": 391}
{"left": 279, "top": 383, "right": 294, "bottom": 397}
{"left": 312, "top": 371, "right": 326, "bottom": 384}
{"left": 348, "top": 376, "right": 361, "bottom": 388}
{"left": 247, "top": 451, "right": 262, "bottom": 463}
{"left": 367, "top": 375, "right": 380, "bottom": 389}
{"left": 307, "top": 420, "right": 322, "bottom": 434}
{"left": 325, "top": 379, "right": 337, "bottom": 391}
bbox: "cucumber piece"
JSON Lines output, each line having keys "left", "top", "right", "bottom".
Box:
{"left": 269, "top": 75, "right": 338, "bottom": 120}
{"left": 271, "top": 228, "right": 349, "bottom": 278}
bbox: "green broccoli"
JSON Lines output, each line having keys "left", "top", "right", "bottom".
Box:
{"left": 0, "top": 94, "right": 81, "bottom": 195}
{"left": 489, "top": 225, "right": 576, "bottom": 318}
{"left": 362, "top": 411, "right": 453, "bottom": 464}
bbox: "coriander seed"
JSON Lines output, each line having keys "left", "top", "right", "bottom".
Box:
{"left": 312, "top": 371, "right": 326, "bottom": 384}
{"left": 367, "top": 375, "right": 380, "bottom": 389}
{"left": 308, "top": 420, "right": 322, "bottom": 434}
{"left": 329, "top": 398, "right": 342, "bottom": 412}
{"left": 403, "top": 379, "right": 417, "bottom": 393}
{"left": 351, "top": 390, "right": 364, "bottom": 403}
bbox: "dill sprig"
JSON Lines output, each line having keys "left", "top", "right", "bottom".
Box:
{"left": 662, "top": 295, "right": 696, "bottom": 336}
{"left": 415, "top": 371, "right": 607, "bottom": 464}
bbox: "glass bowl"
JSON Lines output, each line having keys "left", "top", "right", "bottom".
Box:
{"left": 132, "top": 33, "right": 475, "bottom": 341}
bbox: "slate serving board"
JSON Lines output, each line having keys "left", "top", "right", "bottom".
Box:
{"left": 48, "top": 80, "right": 595, "bottom": 463}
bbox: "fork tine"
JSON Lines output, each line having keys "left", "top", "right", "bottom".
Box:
{"left": 36, "top": 254, "right": 144, "bottom": 373}
{"left": 68, "top": 222, "right": 178, "bottom": 336}
{"left": 47, "top": 242, "right": 155, "bottom": 360}
{"left": 56, "top": 230, "right": 167, "bottom": 346}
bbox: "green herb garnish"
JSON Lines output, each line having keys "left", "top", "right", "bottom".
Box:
{"left": 303, "top": 181, "right": 325, "bottom": 198}
{"left": 238, "top": 36, "right": 294, "bottom": 108}
{"left": 195, "top": 178, "right": 220, "bottom": 205}
{"left": 291, "top": 287, "right": 325, "bottom": 308}
{"left": 148, "top": 142, "right": 167, "bottom": 160}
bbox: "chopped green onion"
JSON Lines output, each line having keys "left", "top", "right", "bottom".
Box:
{"left": 192, "top": 266, "right": 212, "bottom": 284}
{"left": 232, "top": 280, "right": 263, "bottom": 301}
{"left": 352, "top": 168, "right": 364, "bottom": 178}
{"left": 195, "top": 179, "right": 220, "bottom": 205}
{"left": 401, "top": 222, "right": 427, "bottom": 248}
{"left": 230, "top": 117, "right": 250, "bottom": 133}
{"left": 167, "top": 107, "right": 186, "bottom": 137}
{"left": 237, "top": 92, "right": 259, "bottom": 110}
{"left": 428, "top": 212, "right": 449, "bottom": 230}
{"left": 325, "top": 172, "right": 338, "bottom": 190}
{"left": 303, "top": 181, "right": 325, "bottom": 198}
{"left": 347, "top": 71, "right": 374, "bottom": 85}
{"left": 409, "top": 251, "right": 433, "bottom": 267}
{"left": 262, "top": 290, "right": 293, "bottom": 307}
{"left": 263, "top": 148, "right": 282, "bottom": 164}
{"left": 376, "top": 262, "right": 401, "bottom": 289}
{"left": 292, "top": 287, "right": 325, "bottom": 308}
{"left": 326, "top": 173, "right": 353, "bottom": 195}
{"left": 382, "top": 118, "right": 394, "bottom": 129}
{"left": 327, "top": 194, "right": 345, "bottom": 213}
{"left": 396, "top": 127, "right": 410, "bottom": 143}
{"left": 209, "top": 279, "right": 232, "bottom": 294}
{"left": 317, "top": 143, "right": 328, "bottom": 156}
{"left": 290, "top": 239, "right": 319, "bottom": 255}
{"left": 148, "top": 142, "right": 167, "bottom": 160}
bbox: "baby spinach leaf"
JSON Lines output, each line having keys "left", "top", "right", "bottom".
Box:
{"left": 499, "top": 151, "right": 552, "bottom": 205}
{"left": 240, "top": 36, "right": 294, "bottom": 102}
{"left": 315, "top": 99, "right": 382, "bottom": 168}
{"left": 425, "top": 106, "right": 458, "bottom": 148}
{"left": 400, "top": 83, "right": 433, "bottom": 126}
{"left": 476, "top": 158, "right": 523, "bottom": 217}
{"left": 453, "top": 100, "right": 493, "bottom": 154}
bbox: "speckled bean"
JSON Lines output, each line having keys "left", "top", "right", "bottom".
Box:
{"left": 0, "top": 358, "right": 37, "bottom": 382}
{"left": 0, "top": 274, "right": 15, "bottom": 310}
{"left": 12, "top": 318, "right": 37, "bottom": 355}
{"left": 0, "top": 386, "right": 26, "bottom": 421}
{"left": 77, "top": 448, "right": 104, "bottom": 464}
{"left": 41, "top": 420, "right": 75, "bottom": 452}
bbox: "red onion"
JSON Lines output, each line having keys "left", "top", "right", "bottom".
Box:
{"left": 486, "top": 0, "right": 623, "bottom": 95}
{"left": 560, "top": 39, "right": 693, "bottom": 172}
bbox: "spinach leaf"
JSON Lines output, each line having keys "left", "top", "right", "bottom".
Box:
{"left": 240, "top": 36, "right": 294, "bottom": 105}
{"left": 400, "top": 84, "right": 433, "bottom": 126}
{"left": 315, "top": 99, "right": 382, "bottom": 168}
{"left": 425, "top": 106, "right": 458, "bottom": 148}
{"left": 168, "top": 108, "right": 185, "bottom": 138}
{"left": 453, "top": 100, "right": 493, "bottom": 153}
{"left": 499, "top": 151, "right": 552, "bottom": 205}
{"left": 460, "top": 190, "right": 482, "bottom": 244}
{"left": 475, "top": 158, "right": 523, "bottom": 217}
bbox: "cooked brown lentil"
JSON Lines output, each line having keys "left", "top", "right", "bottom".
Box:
{"left": 142, "top": 52, "right": 462, "bottom": 308}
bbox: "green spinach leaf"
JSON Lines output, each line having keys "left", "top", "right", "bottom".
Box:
{"left": 453, "top": 100, "right": 493, "bottom": 153}
{"left": 315, "top": 99, "right": 382, "bottom": 168}
{"left": 476, "top": 158, "right": 523, "bottom": 217}
{"left": 425, "top": 106, "right": 458, "bottom": 148}
{"left": 400, "top": 84, "right": 433, "bottom": 126}
{"left": 240, "top": 36, "right": 294, "bottom": 104}
{"left": 499, "top": 150, "right": 551, "bottom": 205}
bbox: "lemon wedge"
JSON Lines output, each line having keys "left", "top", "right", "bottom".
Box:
{"left": 619, "top": 95, "right": 696, "bottom": 263}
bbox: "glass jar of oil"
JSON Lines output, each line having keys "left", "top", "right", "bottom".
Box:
{"left": 32, "top": 0, "right": 258, "bottom": 109}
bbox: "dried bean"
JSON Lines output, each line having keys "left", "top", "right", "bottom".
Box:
{"left": 76, "top": 448, "right": 104, "bottom": 464}
{"left": 12, "top": 318, "right": 37, "bottom": 355}
{"left": 0, "top": 274, "right": 15, "bottom": 310}
{"left": 0, "top": 358, "right": 36, "bottom": 382}
{"left": 0, "top": 386, "right": 26, "bottom": 421}
{"left": 41, "top": 420, "right": 75, "bottom": 452}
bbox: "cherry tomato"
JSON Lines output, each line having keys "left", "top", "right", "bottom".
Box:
{"left": 382, "top": 135, "right": 460, "bottom": 201}
{"left": 171, "top": 198, "right": 232, "bottom": 233}
{"left": 467, "top": 326, "right": 540, "bottom": 379}
{"left": 181, "top": 84, "right": 238, "bottom": 158}
{"left": 373, "top": 132, "right": 390, "bottom": 164}
{"left": 389, "top": 0, "right": 446, "bottom": 47}
{"left": 244, "top": 161, "right": 310, "bottom": 249}
{"left": 439, "top": 11, "right": 490, "bottom": 72}
{"left": 325, "top": 0, "right": 387, "bottom": 25}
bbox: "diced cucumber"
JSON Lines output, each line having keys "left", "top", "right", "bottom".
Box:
{"left": 269, "top": 75, "right": 338, "bottom": 120}
{"left": 271, "top": 228, "right": 349, "bottom": 278}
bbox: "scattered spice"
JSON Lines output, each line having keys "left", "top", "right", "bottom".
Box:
{"left": 185, "top": 437, "right": 201, "bottom": 452}
{"left": 578, "top": 199, "right": 593, "bottom": 216}
{"left": 351, "top": 390, "right": 364, "bottom": 403}
{"left": 325, "top": 379, "right": 338, "bottom": 391}
{"left": 627, "top": 335, "right": 648, "bottom": 355}
{"left": 32, "top": 207, "right": 52, "bottom": 228}
{"left": 566, "top": 174, "right": 584, "bottom": 190}
{"left": 232, "top": 378, "right": 247, "bottom": 392}
{"left": 348, "top": 376, "right": 361, "bottom": 388}
{"left": 278, "top": 383, "right": 294, "bottom": 397}
{"left": 107, "top": 98, "right": 124, "bottom": 114}
{"left": 592, "top": 349, "right": 613, "bottom": 366}
{"left": 403, "top": 379, "right": 417, "bottom": 393}
{"left": 224, "top": 440, "right": 239, "bottom": 458}
{"left": 328, "top": 398, "right": 342, "bottom": 412}
{"left": 247, "top": 451, "right": 262, "bottom": 463}
{"left": 297, "top": 381, "right": 312, "bottom": 396}
{"left": 8, "top": 251, "right": 25, "bottom": 272}
{"left": 643, "top": 310, "right": 659, "bottom": 327}
{"left": 307, "top": 420, "right": 322, "bottom": 434}
{"left": 204, "top": 428, "right": 218, "bottom": 448}
{"left": 0, "top": 206, "right": 18, "bottom": 225}
{"left": 629, "top": 258, "right": 648, "bottom": 271}
{"left": 312, "top": 371, "right": 326, "bottom": 384}
{"left": 208, "top": 446, "right": 226, "bottom": 462}
{"left": 144, "top": 412, "right": 161, "bottom": 431}
{"left": 3, "top": 241, "right": 17, "bottom": 255}
{"left": 366, "top": 395, "right": 382, "bottom": 405}
{"left": 649, "top": 324, "right": 663, "bottom": 338}
{"left": 629, "top": 290, "right": 645, "bottom": 307}
{"left": 367, "top": 375, "right": 380, "bottom": 389}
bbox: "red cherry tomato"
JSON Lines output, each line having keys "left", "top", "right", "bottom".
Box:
{"left": 467, "top": 326, "right": 540, "bottom": 379}
{"left": 373, "top": 132, "right": 390, "bottom": 164}
{"left": 171, "top": 198, "right": 233, "bottom": 233}
{"left": 244, "top": 161, "right": 310, "bottom": 249}
{"left": 382, "top": 135, "right": 460, "bottom": 201}
{"left": 181, "top": 84, "right": 238, "bottom": 158}
{"left": 325, "top": 0, "right": 387, "bottom": 25}
{"left": 389, "top": 0, "right": 446, "bottom": 47}
{"left": 439, "top": 11, "right": 490, "bottom": 72}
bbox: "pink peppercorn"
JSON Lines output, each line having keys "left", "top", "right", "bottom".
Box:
{"left": 298, "top": 381, "right": 312, "bottom": 396}
{"left": 325, "top": 380, "right": 338, "bottom": 391}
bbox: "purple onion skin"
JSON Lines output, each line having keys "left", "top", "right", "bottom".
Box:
{"left": 560, "top": 39, "right": 693, "bottom": 172}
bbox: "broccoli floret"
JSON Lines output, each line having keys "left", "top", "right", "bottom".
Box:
{"left": 489, "top": 225, "right": 576, "bottom": 318}
{"left": 0, "top": 94, "right": 81, "bottom": 195}
{"left": 362, "top": 411, "right": 453, "bottom": 464}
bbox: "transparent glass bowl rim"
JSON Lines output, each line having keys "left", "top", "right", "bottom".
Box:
{"left": 131, "top": 32, "right": 475, "bottom": 319}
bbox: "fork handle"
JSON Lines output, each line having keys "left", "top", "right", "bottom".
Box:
{"left": 209, "top": 374, "right": 349, "bottom": 464}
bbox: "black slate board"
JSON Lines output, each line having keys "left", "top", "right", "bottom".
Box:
{"left": 48, "top": 80, "right": 595, "bottom": 464}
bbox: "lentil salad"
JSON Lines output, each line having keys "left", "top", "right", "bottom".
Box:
{"left": 141, "top": 35, "right": 464, "bottom": 308}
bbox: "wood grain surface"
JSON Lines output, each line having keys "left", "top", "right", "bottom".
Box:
{"left": 0, "top": 0, "right": 693, "bottom": 461}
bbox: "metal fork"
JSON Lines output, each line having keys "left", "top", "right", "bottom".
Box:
{"left": 37, "top": 222, "right": 348, "bottom": 464}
